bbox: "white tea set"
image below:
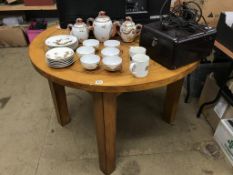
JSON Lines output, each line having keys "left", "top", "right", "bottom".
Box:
{"left": 45, "top": 35, "right": 150, "bottom": 77}
{"left": 44, "top": 11, "right": 150, "bottom": 78}
{"left": 67, "top": 11, "right": 142, "bottom": 43}
{"left": 45, "top": 36, "right": 123, "bottom": 72}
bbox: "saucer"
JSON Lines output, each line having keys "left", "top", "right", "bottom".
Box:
{"left": 45, "top": 35, "right": 78, "bottom": 49}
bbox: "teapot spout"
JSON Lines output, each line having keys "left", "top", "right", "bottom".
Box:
{"left": 111, "top": 21, "right": 121, "bottom": 37}
{"left": 67, "top": 24, "right": 73, "bottom": 35}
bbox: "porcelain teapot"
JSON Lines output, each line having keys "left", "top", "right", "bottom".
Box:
{"left": 115, "top": 16, "right": 142, "bottom": 43}
{"left": 87, "top": 11, "right": 117, "bottom": 42}
{"left": 68, "top": 18, "right": 91, "bottom": 43}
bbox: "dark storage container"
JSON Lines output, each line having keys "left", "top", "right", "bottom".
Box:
{"left": 140, "top": 21, "right": 217, "bottom": 69}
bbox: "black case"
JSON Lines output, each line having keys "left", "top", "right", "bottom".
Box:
{"left": 140, "top": 21, "right": 217, "bottom": 69}
{"left": 216, "top": 12, "right": 233, "bottom": 52}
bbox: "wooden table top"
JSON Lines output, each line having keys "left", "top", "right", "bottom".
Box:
{"left": 29, "top": 26, "right": 199, "bottom": 93}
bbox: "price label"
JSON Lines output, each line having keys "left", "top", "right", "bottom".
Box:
{"left": 95, "top": 80, "right": 104, "bottom": 85}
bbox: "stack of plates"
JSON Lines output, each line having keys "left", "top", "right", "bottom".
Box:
{"left": 45, "top": 35, "right": 78, "bottom": 50}
{"left": 45, "top": 47, "right": 74, "bottom": 68}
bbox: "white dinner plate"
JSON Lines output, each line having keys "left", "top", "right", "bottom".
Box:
{"left": 45, "top": 35, "right": 78, "bottom": 48}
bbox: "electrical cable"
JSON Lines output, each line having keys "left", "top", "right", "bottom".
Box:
{"left": 160, "top": 0, "right": 208, "bottom": 31}
{"left": 160, "top": 0, "right": 171, "bottom": 25}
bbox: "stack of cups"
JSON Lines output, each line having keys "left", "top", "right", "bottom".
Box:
{"left": 101, "top": 40, "right": 123, "bottom": 72}
{"left": 129, "top": 46, "right": 150, "bottom": 78}
{"left": 77, "top": 39, "right": 100, "bottom": 70}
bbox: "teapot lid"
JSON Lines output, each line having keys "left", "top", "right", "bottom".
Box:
{"left": 95, "top": 11, "right": 111, "bottom": 23}
{"left": 74, "top": 18, "right": 86, "bottom": 27}
{"left": 122, "top": 16, "right": 135, "bottom": 28}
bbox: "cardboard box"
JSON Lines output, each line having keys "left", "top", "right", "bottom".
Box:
{"left": 0, "top": 26, "right": 28, "bottom": 47}
{"left": 199, "top": 73, "right": 219, "bottom": 106}
{"left": 214, "top": 119, "right": 233, "bottom": 166}
{"left": 199, "top": 73, "right": 233, "bottom": 130}
{"left": 204, "top": 102, "right": 233, "bottom": 131}
{"left": 24, "top": 0, "right": 55, "bottom": 6}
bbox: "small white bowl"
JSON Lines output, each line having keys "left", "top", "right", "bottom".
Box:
{"left": 80, "top": 54, "right": 100, "bottom": 70}
{"left": 102, "top": 56, "right": 122, "bottom": 71}
{"left": 104, "top": 40, "right": 120, "bottom": 48}
{"left": 83, "top": 39, "right": 100, "bottom": 50}
{"left": 76, "top": 46, "right": 95, "bottom": 57}
{"left": 101, "top": 47, "right": 120, "bottom": 57}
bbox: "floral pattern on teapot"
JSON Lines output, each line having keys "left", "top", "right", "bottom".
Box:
{"left": 115, "top": 16, "right": 142, "bottom": 43}
{"left": 87, "top": 11, "right": 117, "bottom": 42}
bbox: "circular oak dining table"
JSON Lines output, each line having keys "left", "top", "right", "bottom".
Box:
{"left": 29, "top": 26, "right": 199, "bottom": 175}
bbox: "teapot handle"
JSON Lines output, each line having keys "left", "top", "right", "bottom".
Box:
{"left": 136, "top": 24, "right": 143, "bottom": 36}
{"left": 87, "top": 17, "right": 94, "bottom": 31}
{"left": 67, "top": 24, "right": 73, "bottom": 33}
{"left": 112, "top": 21, "right": 121, "bottom": 37}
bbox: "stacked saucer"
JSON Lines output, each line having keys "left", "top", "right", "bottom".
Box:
{"left": 45, "top": 35, "right": 78, "bottom": 50}
{"left": 45, "top": 47, "right": 74, "bottom": 68}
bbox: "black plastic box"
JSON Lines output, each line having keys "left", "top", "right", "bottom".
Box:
{"left": 140, "top": 21, "right": 217, "bottom": 69}
{"left": 216, "top": 12, "right": 233, "bottom": 52}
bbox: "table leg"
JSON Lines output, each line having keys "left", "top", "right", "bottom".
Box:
{"left": 48, "top": 80, "right": 71, "bottom": 126}
{"left": 93, "top": 93, "right": 117, "bottom": 175}
{"left": 163, "top": 79, "right": 184, "bottom": 124}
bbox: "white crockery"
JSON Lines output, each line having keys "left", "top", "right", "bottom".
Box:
{"left": 129, "top": 46, "right": 146, "bottom": 59}
{"left": 130, "top": 54, "right": 150, "bottom": 78}
{"left": 80, "top": 54, "right": 100, "bottom": 70}
{"left": 46, "top": 47, "right": 74, "bottom": 60}
{"left": 76, "top": 46, "right": 95, "bottom": 57}
{"left": 45, "top": 47, "right": 74, "bottom": 68}
{"left": 68, "top": 18, "right": 92, "bottom": 43}
{"left": 115, "top": 16, "right": 142, "bottom": 43}
{"left": 101, "top": 47, "right": 120, "bottom": 57}
{"left": 102, "top": 56, "right": 122, "bottom": 71}
{"left": 87, "top": 11, "right": 117, "bottom": 42}
{"left": 83, "top": 39, "right": 100, "bottom": 49}
{"left": 45, "top": 35, "right": 78, "bottom": 49}
{"left": 104, "top": 40, "right": 120, "bottom": 48}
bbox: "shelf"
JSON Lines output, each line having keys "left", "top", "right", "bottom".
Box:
{"left": 0, "top": 3, "right": 57, "bottom": 11}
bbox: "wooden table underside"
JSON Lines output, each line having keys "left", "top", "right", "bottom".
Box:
{"left": 29, "top": 26, "right": 199, "bottom": 175}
